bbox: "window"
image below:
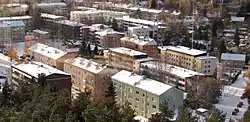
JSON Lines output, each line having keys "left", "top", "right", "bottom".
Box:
{"left": 142, "top": 93, "right": 145, "bottom": 97}
{"left": 136, "top": 98, "right": 139, "bottom": 102}
{"left": 136, "top": 91, "right": 139, "bottom": 94}
{"left": 152, "top": 105, "right": 156, "bottom": 109}
{"left": 208, "top": 65, "right": 210, "bottom": 68}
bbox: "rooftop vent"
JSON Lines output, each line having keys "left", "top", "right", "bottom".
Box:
{"left": 47, "top": 51, "right": 51, "bottom": 53}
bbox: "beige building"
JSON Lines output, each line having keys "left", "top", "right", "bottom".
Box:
{"left": 28, "top": 43, "right": 75, "bottom": 71}
{"left": 104, "top": 47, "right": 150, "bottom": 71}
{"left": 120, "top": 36, "right": 158, "bottom": 57}
{"left": 64, "top": 57, "right": 118, "bottom": 100}
{"left": 95, "top": 28, "right": 124, "bottom": 48}
{"left": 158, "top": 46, "right": 217, "bottom": 75}
{"left": 111, "top": 70, "right": 183, "bottom": 118}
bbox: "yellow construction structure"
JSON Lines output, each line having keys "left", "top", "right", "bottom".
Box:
{"left": 23, "top": 41, "right": 30, "bottom": 57}
{"left": 6, "top": 47, "right": 18, "bottom": 60}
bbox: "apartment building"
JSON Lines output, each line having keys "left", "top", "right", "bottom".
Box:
{"left": 41, "top": 13, "right": 66, "bottom": 30}
{"left": 70, "top": 10, "right": 128, "bottom": 24}
{"left": 119, "top": 16, "right": 164, "bottom": 43}
{"left": 104, "top": 47, "right": 150, "bottom": 71}
{"left": 120, "top": 36, "right": 158, "bottom": 57}
{"left": 95, "top": 28, "right": 124, "bottom": 48}
{"left": 158, "top": 46, "right": 217, "bottom": 75}
{"left": 140, "top": 61, "right": 204, "bottom": 91}
{"left": 64, "top": 57, "right": 118, "bottom": 100}
{"left": 111, "top": 70, "right": 183, "bottom": 118}
{"left": 55, "top": 20, "right": 85, "bottom": 40}
{"left": 0, "top": 16, "right": 32, "bottom": 27}
{"left": 80, "top": 24, "right": 111, "bottom": 43}
{"left": 11, "top": 61, "right": 71, "bottom": 91}
{"left": 0, "top": 20, "right": 25, "bottom": 50}
{"left": 28, "top": 43, "right": 75, "bottom": 71}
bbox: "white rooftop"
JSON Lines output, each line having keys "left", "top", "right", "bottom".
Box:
{"left": 141, "top": 61, "right": 203, "bottom": 79}
{"left": 121, "top": 36, "right": 157, "bottom": 46}
{"left": 41, "top": 13, "right": 65, "bottom": 20}
{"left": 109, "top": 47, "right": 147, "bottom": 57}
{"left": 29, "top": 43, "right": 67, "bottom": 60}
{"left": 196, "top": 56, "right": 217, "bottom": 60}
{"left": 33, "top": 29, "right": 49, "bottom": 35}
{"left": 158, "top": 46, "right": 207, "bottom": 56}
{"left": 122, "top": 16, "right": 164, "bottom": 26}
{"left": 56, "top": 20, "right": 85, "bottom": 26}
{"left": 95, "top": 28, "right": 123, "bottom": 36}
{"left": 111, "top": 70, "right": 172, "bottom": 95}
{"left": 231, "top": 16, "right": 245, "bottom": 22}
{"left": 65, "top": 57, "right": 105, "bottom": 74}
{"left": 0, "top": 16, "right": 31, "bottom": 21}
{"left": 221, "top": 53, "right": 246, "bottom": 61}
{"left": 13, "top": 61, "right": 69, "bottom": 78}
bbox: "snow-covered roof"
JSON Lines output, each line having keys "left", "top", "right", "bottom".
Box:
{"left": 0, "top": 16, "right": 31, "bottom": 21}
{"left": 65, "top": 57, "right": 105, "bottom": 74}
{"left": 231, "top": 16, "right": 245, "bottom": 22}
{"left": 121, "top": 36, "right": 157, "bottom": 46}
{"left": 41, "top": 13, "right": 65, "bottom": 20}
{"left": 0, "top": 53, "right": 11, "bottom": 63}
{"left": 33, "top": 29, "right": 49, "bottom": 35}
{"left": 0, "top": 20, "right": 25, "bottom": 28}
{"left": 109, "top": 47, "right": 147, "bottom": 57}
{"left": 196, "top": 108, "right": 208, "bottom": 113}
{"left": 95, "top": 28, "right": 123, "bottom": 36}
{"left": 29, "top": 43, "right": 67, "bottom": 60}
{"left": 141, "top": 61, "right": 204, "bottom": 79}
{"left": 111, "top": 70, "right": 172, "bottom": 95}
{"left": 56, "top": 20, "right": 85, "bottom": 26}
{"left": 196, "top": 56, "right": 217, "bottom": 60}
{"left": 12, "top": 61, "right": 69, "bottom": 78}
{"left": 134, "top": 116, "right": 148, "bottom": 122}
{"left": 158, "top": 46, "right": 207, "bottom": 56}
{"left": 37, "top": 2, "right": 67, "bottom": 7}
{"left": 221, "top": 53, "right": 246, "bottom": 61}
{"left": 122, "top": 16, "right": 164, "bottom": 26}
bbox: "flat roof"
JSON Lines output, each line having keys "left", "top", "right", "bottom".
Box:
{"left": 109, "top": 47, "right": 147, "bottom": 57}
{"left": 158, "top": 46, "right": 207, "bottom": 56}
{"left": 41, "top": 13, "right": 65, "bottom": 20}
{"left": 95, "top": 28, "right": 123, "bottom": 36}
{"left": 221, "top": 53, "right": 246, "bottom": 61}
{"left": 65, "top": 57, "right": 105, "bottom": 74}
{"left": 111, "top": 70, "right": 172, "bottom": 95}
{"left": 12, "top": 61, "right": 69, "bottom": 78}
{"left": 121, "top": 36, "right": 157, "bottom": 46}
{"left": 0, "top": 20, "right": 25, "bottom": 28}
{"left": 29, "top": 43, "right": 67, "bottom": 60}
{"left": 33, "top": 29, "right": 49, "bottom": 35}
{"left": 196, "top": 56, "right": 217, "bottom": 60}
{"left": 122, "top": 16, "right": 164, "bottom": 26}
{"left": 0, "top": 16, "right": 31, "bottom": 21}
{"left": 141, "top": 61, "right": 203, "bottom": 79}
{"left": 56, "top": 20, "right": 85, "bottom": 26}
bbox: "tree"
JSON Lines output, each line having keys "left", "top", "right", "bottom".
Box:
{"left": 72, "top": 92, "right": 91, "bottom": 121}
{"left": 87, "top": 43, "right": 92, "bottom": 59}
{"left": 111, "top": 18, "right": 119, "bottom": 31}
{"left": 83, "top": 101, "right": 110, "bottom": 122}
{"left": 79, "top": 41, "right": 87, "bottom": 57}
{"left": 207, "top": 108, "right": 226, "bottom": 122}
{"left": 120, "top": 102, "right": 139, "bottom": 122}
{"left": 217, "top": 40, "right": 227, "bottom": 59}
{"left": 149, "top": 0, "right": 157, "bottom": 9}
{"left": 94, "top": 45, "right": 98, "bottom": 55}
{"left": 37, "top": 73, "right": 47, "bottom": 87}
{"left": 176, "top": 106, "right": 196, "bottom": 122}
{"left": 149, "top": 101, "right": 173, "bottom": 122}
{"left": 243, "top": 109, "right": 250, "bottom": 122}
{"left": 211, "top": 20, "right": 218, "bottom": 38}
{"left": 234, "top": 28, "right": 240, "bottom": 46}
{"left": 105, "top": 82, "right": 116, "bottom": 105}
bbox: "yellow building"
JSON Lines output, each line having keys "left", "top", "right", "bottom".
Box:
{"left": 104, "top": 47, "right": 152, "bottom": 71}
{"left": 64, "top": 57, "right": 118, "bottom": 100}
{"left": 111, "top": 70, "right": 183, "bottom": 118}
{"left": 158, "top": 46, "right": 217, "bottom": 75}
{"left": 28, "top": 43, "right": 75, "bottom": 71}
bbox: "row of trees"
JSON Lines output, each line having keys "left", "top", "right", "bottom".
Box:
{"left": 79, "top": 41, "right": 98, "bottom": 59}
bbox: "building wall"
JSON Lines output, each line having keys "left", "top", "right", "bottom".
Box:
{"left": 99, "top": 33, "right": 124, "bottom": 48}
{"left": 195, "top": 57, "right": 217, "bottom": 76}
{"left": 113, "top": 79, "right": 183, "bottom": 118}
{"left": 221, "top": 60, "right": 245, "bottom": 68}
{"left": 105, "top": 51, "right": 135, "bottom": 71}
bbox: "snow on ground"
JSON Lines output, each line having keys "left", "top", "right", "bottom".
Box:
{"left": 215, "top": 72, "right": 248, "bottom": 121}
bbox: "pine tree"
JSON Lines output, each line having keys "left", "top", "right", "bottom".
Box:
{"left": 176, "top": 106, "right": 196, "bottom": 122}
{"left": 211, "top": 20, "right": 218, "bottom": 38}
{"left": 120, "top": 101, "right": 139, "bottom": 122}
{"left": 111, "top": 18, "right": 119, "bottom": 31}
{"left": 149, "top": 101, "right": 173, "bottom": 122}
{"left": 94, "top": 45, "right": 98, "bottom": 55}
{"left": 234, "top": 28, "right": 240, "bottom": 46}
{"left": 105, "top": 82, "right": 116, "bottom": 105}
{"left": 87, "top": 44, "right": 92, "bottom": 59}
{"left": 218, "top": 40, "right": 227, "bottom": 59}
{"left": 72, "top": 92, "right": 91, "bottom": 121}
{"left": 149, "top": 0, "right": 157, "bottom": 9}
{"left": 37, "top": 73, "right": 47, "bottom": 87}
{"left": 79, "top": 41, "right": 87, "bottom": 57}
